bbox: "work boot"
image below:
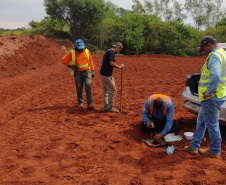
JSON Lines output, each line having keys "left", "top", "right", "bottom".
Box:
{"left": 87, "top": 104, "right": 93, "bottom": 110}
{"left": 78, "top": 103, "right": 83, "bottom": 108}
{"left": 184, "top": 146, "right": 198, "bottom": 155}
{"left": 198, "top": 148, "right": 220, "bottom": 159}
{"left": 108, "top": 107, "right": 119, "bottom": 113}
{"left": 104, "top": 105, "right": 110, "bottom": 112}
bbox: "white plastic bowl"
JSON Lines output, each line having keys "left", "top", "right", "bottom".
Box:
{"left": 164, "top": 133, "right": 175, "bottom": 140}
{"left": 184, "top": 132, "right": 194, "bottom": 140}
{"left": 164, "top": 134, "right": 183, "bottom": 146}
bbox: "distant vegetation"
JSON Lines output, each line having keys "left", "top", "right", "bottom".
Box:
{"left": 1, "top": 0, "right": 226, "bottom": 56}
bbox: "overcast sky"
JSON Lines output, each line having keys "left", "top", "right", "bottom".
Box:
{"left": 0, "top": 0, "right": 45, "bottom": 29}
{"left": 0, "top": 0, "right": 134, "bottom": 29}
{"left": 1, "top": 0, "right": 225, "bottom": 29}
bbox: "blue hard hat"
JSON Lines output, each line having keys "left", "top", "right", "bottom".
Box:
{"left": 75, "top": 39, "right": 85, "bottom": 49}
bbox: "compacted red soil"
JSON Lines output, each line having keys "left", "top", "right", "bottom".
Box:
{"left": 0, "top": 34, "right": 225, "bottom": 184}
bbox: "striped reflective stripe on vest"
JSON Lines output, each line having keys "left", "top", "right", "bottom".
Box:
{"left": 149, "top": 95, "right": 170, "bottom": 116}
{"left": 199, "top": 51, "right": 226, "bottom": 86}
{"left": 70, "top": 49, "right": 90, "bottom": 75}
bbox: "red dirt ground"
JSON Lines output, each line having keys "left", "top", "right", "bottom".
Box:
{"left": 0, "top": 34, "right": 225, "bottom": 184}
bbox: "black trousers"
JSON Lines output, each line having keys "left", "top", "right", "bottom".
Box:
{"left": 140, "top": 117, "right": 181, "bottom": 134}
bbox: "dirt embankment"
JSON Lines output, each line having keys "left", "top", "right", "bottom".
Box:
{"left": 0, "top": 34, "right": 225, "bottom": 184}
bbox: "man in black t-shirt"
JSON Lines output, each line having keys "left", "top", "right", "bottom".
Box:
{"left": 100, "top": 42, "right": 124, "bottom": 113}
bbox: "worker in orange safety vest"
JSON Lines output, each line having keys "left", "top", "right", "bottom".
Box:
{"left": 61, "top": 39, "right": 95, "bottom": 109}
{"left": 141, "top": 94, "right": 181, "bottom": 140}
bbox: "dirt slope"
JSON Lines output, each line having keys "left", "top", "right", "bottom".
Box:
{"left": 0, "top": 34, "right": 225, "bottom": 184}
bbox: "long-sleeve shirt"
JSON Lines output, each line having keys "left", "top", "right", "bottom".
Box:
{"left": 141, "top": 97, "right": 175, "bottom": 135}
{"left": 61, "top": 49, "right": 94, "bottom": 71}
{"left": 205, "top": 46, "right": 226, "bottom": 101}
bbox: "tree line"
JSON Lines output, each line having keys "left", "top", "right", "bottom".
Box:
{"left": 28, "top": 0, "right": 226, "bottom": 56}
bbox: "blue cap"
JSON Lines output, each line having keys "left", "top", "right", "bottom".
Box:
{"left": 75, "top": 39, "right": 85, "bottom": 49}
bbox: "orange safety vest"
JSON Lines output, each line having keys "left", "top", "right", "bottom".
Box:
{"left": 70, "top": 49, "right": 90, "bottom": 75}
{"left": 149, "top": 94, "right": 177, "bottom": 120}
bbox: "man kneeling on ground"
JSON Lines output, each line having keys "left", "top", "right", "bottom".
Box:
{"left": 141, "top": 94, "right": 181, "bottom": 140}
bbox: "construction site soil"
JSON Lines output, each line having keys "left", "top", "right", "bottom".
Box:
{"left": 0, "top": 34, "right": 225, "bottom": 184}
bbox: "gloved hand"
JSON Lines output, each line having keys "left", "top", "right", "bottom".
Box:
{"left": 68, "top": 65, "right": 78, "bottom": 71}
{"left": 91, "top": 71, "right": 95, "bottom": 78}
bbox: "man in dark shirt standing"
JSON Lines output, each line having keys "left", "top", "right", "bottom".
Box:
{"left": 100, "top": 42, "right": 124, "bottom": 113}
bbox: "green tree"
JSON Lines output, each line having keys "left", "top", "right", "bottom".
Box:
{"left": 110, "top": 13, "right": 159, "bottom": 55}
{"left": 184, "top": 0, "right": 206, "bottom": 30}
{"left": 132, "top": 0, "right": 145, "bottom": 14}
{"left": 207, "top": 25, "right": 226, "bottom": 42}
{"left": 148, "top": 21, "right": 187, "bottom": 55}
{"left": 97, "top": 18, "right": 115, "bottom": 50}
{"left": 134, "top": 0, "right": 186, "bottom": 23}
{"left": 112, "top": 13, "right": 146, "bottom": 54}
{"left": 216, "top": 18, "right": 226, "bottom": 28}
{"left": 169, "top": 20, "right": 200, "bottom": 56}
{"left": 28, "top": 19, "right": 70, "bottom": 39}
{"left": 143, "top": 0, "right": 154, "bottom": 14}
{"left": 172, "top": 1, "right": 187, "bottom": 23}
{"left": 144, "top": 0, "right": 170, "bottom": 18}
{"left": 215, "top": 26, "right": 226, "bottom": 42}
{"left": 205, "top": 0, "right": 226, "bottom": 29}
{"left": 29, "top": 20, "right": 40, "bottom": 28}
{"left": 185, "top": 0, "right": 226, "bottom": 30}
{"left": 105, "top": 1, "right": 131, "bottom": 16}
{"left": 44, "top": 0, "right": 106, "bottom": 41}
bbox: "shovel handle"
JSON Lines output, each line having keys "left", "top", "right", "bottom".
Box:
{"left": 120, "top": 68, "right": 123, "bottom": 112}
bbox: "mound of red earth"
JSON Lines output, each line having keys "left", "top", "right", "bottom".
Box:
{"left": 0, "top": 34, "right": 225, "bottom": 184}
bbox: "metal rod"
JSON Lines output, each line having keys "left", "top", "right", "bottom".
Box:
{"left": 120, "top": 68, "right": 123, "bottom": 112}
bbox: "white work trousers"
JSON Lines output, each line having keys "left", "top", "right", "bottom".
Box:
{"left": 100, "top": 75, "right": 117, "bottom": 110}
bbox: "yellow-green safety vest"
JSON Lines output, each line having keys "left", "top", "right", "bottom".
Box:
{"left": 70, "top": 48, "right": 90, "bottom": 75}
{"left": 198, "top": 48, "right": 226, "bottom": 101}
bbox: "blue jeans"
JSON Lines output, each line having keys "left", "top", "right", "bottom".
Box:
{"left": 74, "top": 70, "right": 92, "bottom": 104}
{"left": 190, "top": 99, "right": 224, "bottom": 155}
